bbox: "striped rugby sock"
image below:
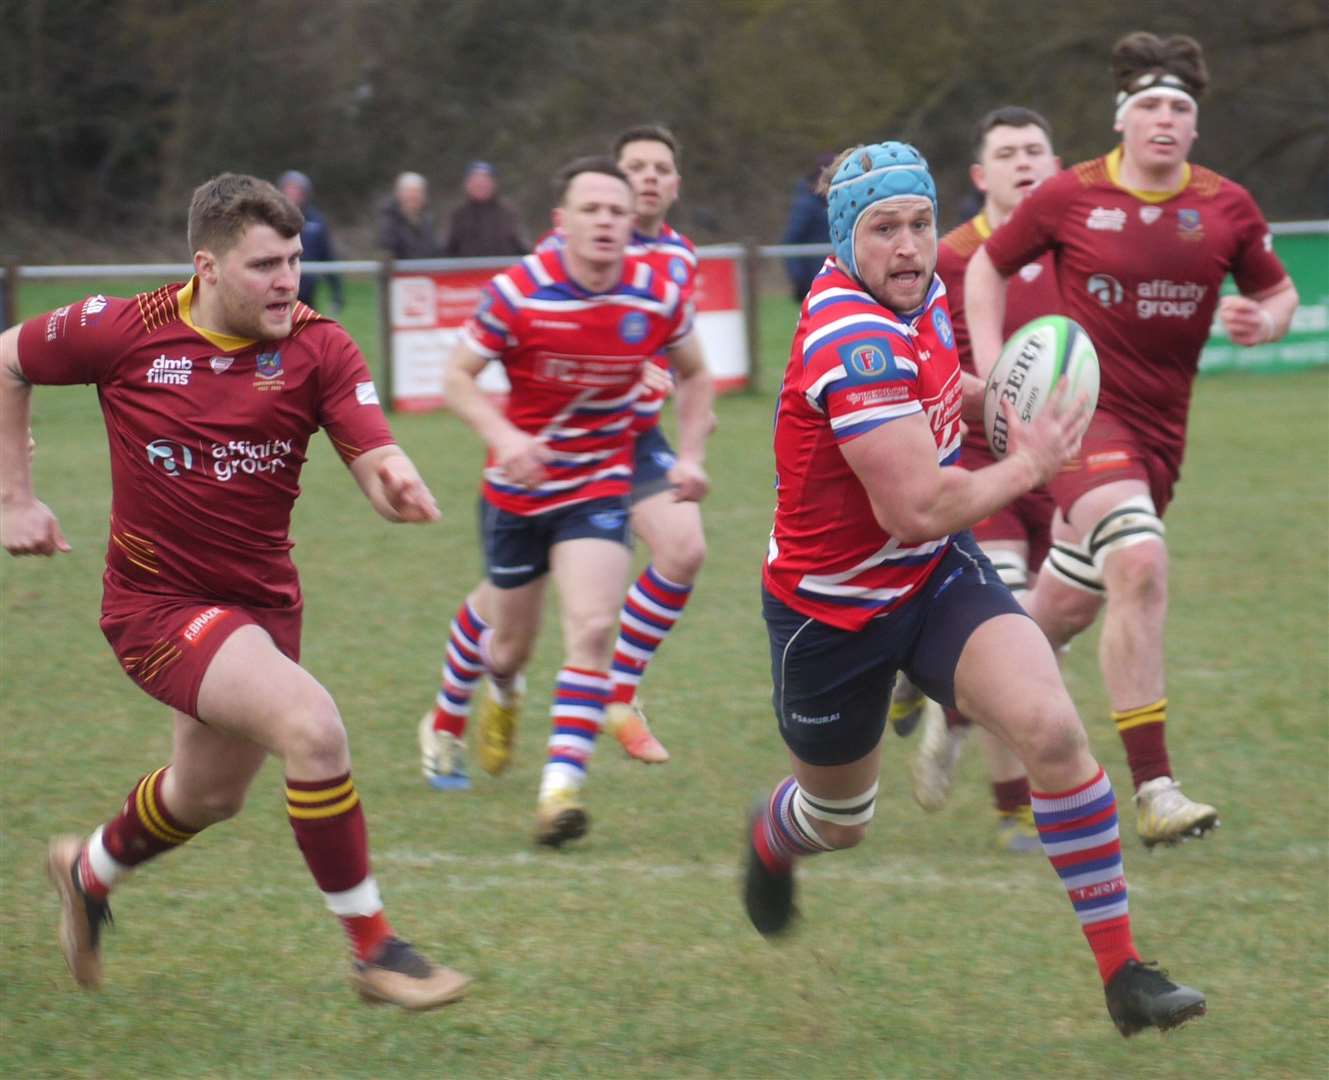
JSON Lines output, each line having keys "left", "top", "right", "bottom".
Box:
{"left": 1113, "top": 697, "right": 1171, "bottom": 790}
{"left": 539, "top": 668, "right": 610, "bottom": 798}
{"left": 1032, "top": 767, "right": 1140, "bottom": 983}
{"left": 432, "top": 600, "right": 489, "bottom": 737}
{"left": 752, "top": 776, "right": 836, "bottom": 872}
{"left": 79, "top": 766, "right": 200, "bottom": 898}
{"left": 286, "top": 772, "right": 392, "bottom": 962}
{"left": 609, "top": 565, "right": 693, "bottom": 705}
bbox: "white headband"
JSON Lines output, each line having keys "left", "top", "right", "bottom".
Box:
{"left": 1114, "top": 73, "right": 1197, "bottom": 125}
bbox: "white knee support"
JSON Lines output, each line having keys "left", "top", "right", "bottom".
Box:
{"left": 982, "top": 547, "right": 1029, "bottom": 593}
{"left": 794, "top": 781, "right": 879, "bottom": 831}
{"left": 1046, "top": 494, "right": 1165, "bottom": 593}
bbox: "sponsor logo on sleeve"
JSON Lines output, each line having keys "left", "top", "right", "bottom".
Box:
{"left": 1018, "top": 263, "right": 1044, "bottom": 282}
{"left": 668, "top": 256, "right": 689, "bottom": 284}
{"left": 1086, "top": 207, "right": 1127, "bottom": 231}
{"left": 355, "top": 381, "right": 380, "bottom": 406}
{"left": 79, "top": 295, "right": 109, "bottom": 326}
{"left": 847, "top": 343, "right": 888, "bottom": 377}
{"left": 45, "top": 305, "right": 73, "bottom": 342}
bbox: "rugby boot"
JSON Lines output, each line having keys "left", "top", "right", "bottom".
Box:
{"left": 418, "top": 714, "right": 472, "bottom": 791}
{"left": 993, "top": 805, "right": 1043, "bottom": 854}
{"left": 911, "top": 700, "right": 967, "bottom": 812}
{"left": 603, "top": 699, "right": 670, "bottom": 764}
{"left": 1134, "top": 777, "right": 1219, "bottom": 848}
{"left": 1104, "top": 959, "right": 1207, "bottom": 1037}
{"left": 887, "top": 672, "right": 927, "bottom": 737}
{"left": 47, "top": 836, "right": 113, "bottom": 990}
{"left": 534, "top": 787, "right": 589, "bottom": 848}
{"left": 474, "top": 674, "right": 525, "bottom": 776}
{"left": 742, "top": 806, "right": 796, "bottom": 937}
{"left": 350, "top": 937, "right": 471, "bottom": 1010}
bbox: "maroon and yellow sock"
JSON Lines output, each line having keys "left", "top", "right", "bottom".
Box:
{"left": 1113, "top": 698, "right": 1171, "bottom": 789}
{"left": 286, "top": 772, "right": 392, "bottom": 961}
{"left": 992, "top": 777, "right": 1031, "bottom": 815}
{"left": 79, "top": 766, "right": 201, "bottom": 898}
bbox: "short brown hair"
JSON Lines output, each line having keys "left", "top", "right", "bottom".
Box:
{"left": 1112, "top": 32, "right": 1209, "bottom": 99}
{"left": 552, "top": 156, "right": 629, "bottom": 204}
{"left": 187, "top": 173, "right": 304, "bottom": 255}
{"left": 972, "top": 106, "right": 1054, "bottom": 161}
{"left": 612, "top": 125, "right": 682, "bottom": 167}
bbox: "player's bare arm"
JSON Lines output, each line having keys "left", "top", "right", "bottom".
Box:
{"left": 348, "top": 444, "right": 441, "bottom": 523}
{"left": 1218, "top": 277, "right": 1299, "bottom": 347}
{"left": 963, "top": 245, "right": 1010, "bottom": 379}
{"left": 0, "top": 326, "right": 71, "bottom": 557}
{"left": 841, "top": 388, "right": 1087, "bottom": 545}
{"left": 442, "top": 339, "right": 551, "bottom": 488}
{"left": 663, "top": 330, "right": 715, "bottom": 502}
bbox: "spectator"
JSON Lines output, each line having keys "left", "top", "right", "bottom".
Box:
{"left": 377, "top": 172, "right": 441, "bottom": 259}
{"left": 441, "top": 162, "right": 529, "bottom": 257}
{"left": 278, "top": 170, "right": 344, "bottom": 315}
{"left": 780, "top": 152, "right": 834, "bottom": 302}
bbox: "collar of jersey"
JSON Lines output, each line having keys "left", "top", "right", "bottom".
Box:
{"left": 1106, "top": 146, "right": 1191, "bottom": 204}
{"left": 973, "top": 212, "right": 992, "bottom": 240}
{"left": 177, "top": 277, "right": 259, "bottom": 352}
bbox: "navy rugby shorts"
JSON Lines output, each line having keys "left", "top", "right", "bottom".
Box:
{"left": 479, "top": 494, "right": 633, "bottom": 589}
{"left": 763, "top": 532, "right": 1027, "bottom": 766}
{"left": 630, "top": 426, "right": 677, "bottom": 505}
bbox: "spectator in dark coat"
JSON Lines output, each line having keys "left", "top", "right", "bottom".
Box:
{"left": 377, "top": 172, "right": 442, "bottom": 260}
{"left": 441, "top": 162, "right": 529, "bottom": 258}
{"left": 780, "top": 152, "right": 835, "bottom": 303}
{"left": 279, "top": 170, "right": 344, "bottom": 314}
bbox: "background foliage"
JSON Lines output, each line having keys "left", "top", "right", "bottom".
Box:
{"left": 2, "top": 0, "right": 1326, "bottom": 260}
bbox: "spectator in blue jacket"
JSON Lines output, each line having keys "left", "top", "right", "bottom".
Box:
{"left": 279, "top": 170, "right": 344, "bottom": 315}
{"left": 780, "top": 152, "right": 835, "bottom": 302}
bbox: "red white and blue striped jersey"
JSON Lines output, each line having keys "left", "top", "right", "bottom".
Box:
{"left": 763, "top": 259, "right": 965, "bottom": 631}
{"left": 463, "top": 247, "right": 691, "bottom": 515}
{"left": 537, "top": 224, "right": 697, "bottom": 433}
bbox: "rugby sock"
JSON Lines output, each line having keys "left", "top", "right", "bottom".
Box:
{"left": 285, "top": 772, "right": 392, "bottom": 962}
{"left": 78, "top": 766, "right": 200, "bottom": 899}
{"left": 944, "top": 706, "right": 972, "bottom": 731}
{"left": 538, "top": 668, "right": 609, "bottom": 798}
{"left": 1032, "top": 767, "right": 1140, "bottom": 984}
{"left": 431, "top": 600, "right": 488, "bottom": 737}
{"left": 1112, "top": 698, "right": 1171, "bottom": 789}
{"left": 609, "top": 565, "right": 693, "bottom": 705}
{"left": 752, "top": 776, "right": 836, "bottom": 872}
{"left": 993, "top": 776, "right": 1032, "bottom": 814}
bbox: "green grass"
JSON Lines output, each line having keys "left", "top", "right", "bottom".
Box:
{"left": 2, "top": 281, "right": 1327, "bottom": 1077}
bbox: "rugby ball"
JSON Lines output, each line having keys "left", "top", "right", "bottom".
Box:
{"left": 983, "top": 315, "right": 1099, "bottom": 458}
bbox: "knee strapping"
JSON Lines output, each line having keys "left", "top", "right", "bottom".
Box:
{"left": 983, "top": 549, "right": 1029, "bottom": 593}
{"left": 1046, "top": 494, "right": 1164, "bottom": 593}
{"left": 794, "top": 781, "right": 879, "bottom": 830}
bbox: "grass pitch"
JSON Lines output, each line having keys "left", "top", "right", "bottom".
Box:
{"left": 1, "top": 281, "right": 1326, "bottom": 1077}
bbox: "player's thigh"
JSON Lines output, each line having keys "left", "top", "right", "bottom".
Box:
{"left": 551, "top": 536, "right": 632, "bottom": 634}
{"left": 194, "top": 624, "right": 340, "bottom": 757}
{"left": 953, "top": 613, "right": 1084, "bottom": 765}
{"left": 630, "top": 491, "right": 705, "bottom": 574}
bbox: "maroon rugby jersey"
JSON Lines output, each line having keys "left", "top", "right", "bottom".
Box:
{"left": 763, "top": 265, "right": 964, "bottom": 631}
{"left": 937, "top": 212, "right": 1061, "bottom": 458}
{"left": 983, "top": 148, "right": 1287, "bottom": 476}
{"left": 462, "top": 247, "right": 690, "bottom": 515}
{"left": 17, "top": 280, "right": 393, "bottom": 607}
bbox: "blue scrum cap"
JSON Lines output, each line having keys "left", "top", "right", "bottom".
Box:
{"left": 826, "top": 142, "right": 938, "bottom": 278}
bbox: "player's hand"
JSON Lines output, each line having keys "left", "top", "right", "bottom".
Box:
{"left": 1218, "top": 295, "right": 1274, "bottom": 347}
{"left": 639, "top": 363, "right": 674, "bottom": 395}
{"left": 1005, "top": 381, "right": 1091, "bottom": 486}
{"left": 496, "top": 430, "right": 553, "bottom": 489}
{"left": 376, "top": 457, "right": 441, "bottom": 523}
{"left": 668, "top": 458, "right": 710, "bottom": 503}
{"left": 1, "top": 497, "right": 72, "bottom": 556}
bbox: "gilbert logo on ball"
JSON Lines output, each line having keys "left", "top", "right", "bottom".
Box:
{"left": 983, "top": 315, "right": 1099, "bottom": 458}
